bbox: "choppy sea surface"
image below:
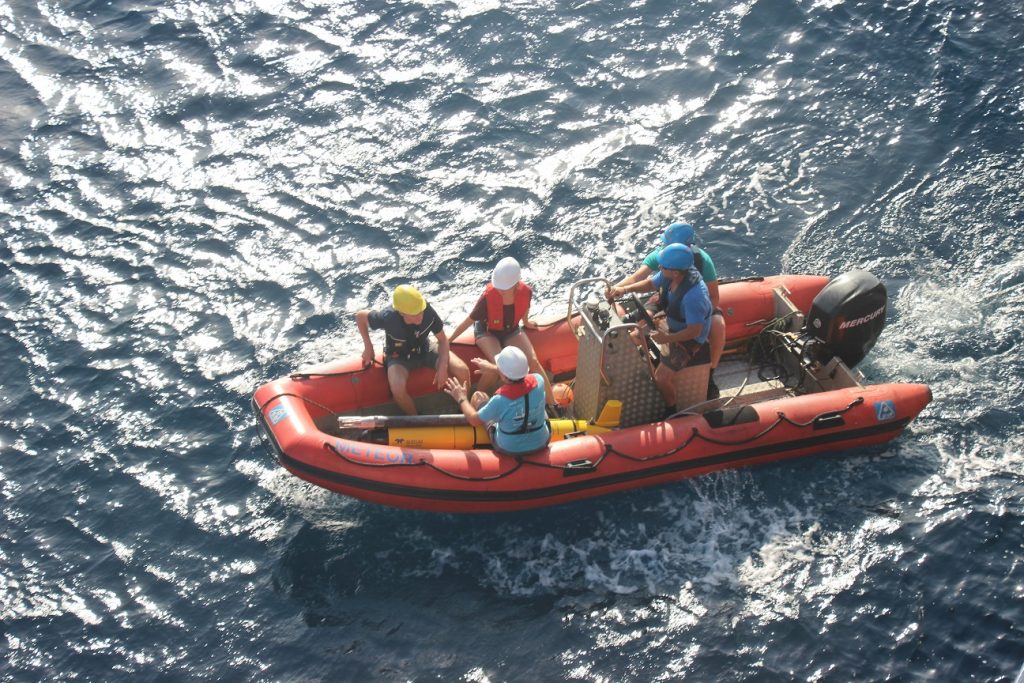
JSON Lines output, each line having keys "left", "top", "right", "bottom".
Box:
{"left": 3, "top": 0, "right": 1024, "bottom": 679}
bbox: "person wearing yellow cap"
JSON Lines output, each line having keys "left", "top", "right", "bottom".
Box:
{"left": 355, "top": 285, "right": 470, "bottom": 415}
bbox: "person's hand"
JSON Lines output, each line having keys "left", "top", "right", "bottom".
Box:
{"left": 523, "top": 318, "right": 539, "bottom": 330}
{"left": 444, "top": 377, "right": 467, "bottom": 403}
{"left": 605, "top": 285, "right": 622, "bottom": 301}
{"left": 651, "top": 330, "right": 670, "bottom": 344}
{"left": 361, "top": 347, "right": 375, "bottom": 368}
{"left": 471, "top": 357, "right": 496, "bottom": 376}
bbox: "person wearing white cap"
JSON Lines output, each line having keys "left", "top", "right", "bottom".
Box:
{"left": 444, "top": 346, "right": 551, "bottom": 456}
{"left": 449, "top": 256, "right": 556, "bottom": 406}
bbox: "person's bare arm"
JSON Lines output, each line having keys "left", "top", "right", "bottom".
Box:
{"left": 355, "top": 310, "right": 375, "bottom": 367}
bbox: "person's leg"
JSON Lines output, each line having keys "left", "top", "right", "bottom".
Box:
{"left": 707, "top": 313, "right": 725, "bottom": 400}
{"left": 654, "top": 364, "right": 678, "bottom": 410}
{"left": 654, "top": 342, "right": 692, "bottom": 412}
{"left": 386, "top": 363, "right": 417, "bottom": 415}
{"left": 475, "top": 333, "right": 502, "bottom": 392}
{"left": 507, "top": 331, "right": 555, "bottom": 405}
{"left": 446, "top": 349, "right": 471, "bottom": 388}
{"left": 709, "top": 313, "right": 725, "bottom": 369}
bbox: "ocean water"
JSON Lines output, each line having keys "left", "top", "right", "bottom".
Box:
{"left": 2, "top": 0, "right": 1024, "bottom": 679}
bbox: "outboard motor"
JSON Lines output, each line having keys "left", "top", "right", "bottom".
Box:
{"left": 803, "top": 270, "right": 887, "bottom": 368}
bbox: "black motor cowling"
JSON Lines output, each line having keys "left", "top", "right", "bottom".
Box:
{"left": 803, "top": 270, "right": 887, "bottom": 368}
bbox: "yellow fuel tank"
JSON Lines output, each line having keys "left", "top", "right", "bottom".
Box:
{"left": 387, "top": 418, "right": 600, "bottom": 449}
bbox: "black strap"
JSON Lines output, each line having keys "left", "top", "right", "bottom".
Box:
{"left": 520, "top": 390, "right": 530, "bottom": 434}
{"left": 499, "top": 422, "right": 547, "bottom": 436}
{"left": 498, "top": 382, "right": 545, "bottom": 435}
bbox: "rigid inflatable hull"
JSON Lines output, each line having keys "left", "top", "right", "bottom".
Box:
{"left": 253, "top": 275, "right": 932, "bottom": 513}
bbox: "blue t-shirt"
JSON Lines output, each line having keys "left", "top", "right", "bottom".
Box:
{"left": 649, "top": 270, "right": 712, "bottom": 343}
{"left": 477, "top": 374, "right": 550, "bottom": 454}
{"left": 643, "top": 246, "right": 717, "bottom": 282}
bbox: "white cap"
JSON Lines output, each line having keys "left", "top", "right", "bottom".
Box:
{"left": 495, "top": 346, "right": 529, "bottom": 381}
{"left": 491, "top": 257, "right": 522, "bottom": 290}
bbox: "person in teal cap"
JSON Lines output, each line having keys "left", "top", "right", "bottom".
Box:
{"left": 608, "top": 222, "right": 726, "bottom": 398}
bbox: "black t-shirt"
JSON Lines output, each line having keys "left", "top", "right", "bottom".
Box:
{"left": 367, "top": 305, "right": 443, "bottom": 358}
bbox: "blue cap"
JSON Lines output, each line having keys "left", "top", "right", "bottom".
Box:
{"left": 658, "top": 243, "right": 694, "bottom": 270}
{"left": 661, "top": 222, "right": 695, "bottom": 246}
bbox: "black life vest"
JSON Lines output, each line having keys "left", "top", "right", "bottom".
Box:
{"left": 384, "top": 313, "right": 433, "bottom": 359}
{"left": 658, "top": 267, "right": 704, "bottom": 330}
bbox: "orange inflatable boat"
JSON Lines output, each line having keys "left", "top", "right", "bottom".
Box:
{"left": 253, "top": 273, "right": 931, "bottom": 513}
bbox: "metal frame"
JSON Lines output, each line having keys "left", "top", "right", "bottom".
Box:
{"left": 568, "top": 278, "right": 667, "bottom": 428}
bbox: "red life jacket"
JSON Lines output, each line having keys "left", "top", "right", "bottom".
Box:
{"left": 495, "top": 373, "right": 538, "bottom": 400}
{"left": 483, "top": 282, "right": 531, "bottom": 332}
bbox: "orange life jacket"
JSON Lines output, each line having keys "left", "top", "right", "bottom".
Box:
{"left": 483, "top": 282, "right": 531, "bottom": 332}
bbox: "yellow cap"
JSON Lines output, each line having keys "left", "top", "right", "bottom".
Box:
{"left": 393, "top": 285, "right": 427, "bottom": 315}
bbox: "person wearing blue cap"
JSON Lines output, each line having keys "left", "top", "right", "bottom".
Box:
{"left": 606, "top": 244, "right": 713, "bottom": 412}
{"left": 608, "top": 221, "right": 725, "bottom": 398}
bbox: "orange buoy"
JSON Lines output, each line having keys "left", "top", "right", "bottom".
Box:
{"left": 552, "top": 382, "right": 574, "bottom": 407}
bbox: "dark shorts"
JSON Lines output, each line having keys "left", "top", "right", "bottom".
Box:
{"left": 474, "top": 321, "right": 523, "bottom": 345}
{"left": 662, "top": 340, "right": 711, "bottom": 371}
{"left": 384, "top": 340, "right": 439, "bottom": 371}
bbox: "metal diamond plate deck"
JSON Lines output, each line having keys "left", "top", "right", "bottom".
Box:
{"left": 573, "top": 295, "right": 666, "bottom": 428}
